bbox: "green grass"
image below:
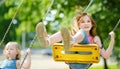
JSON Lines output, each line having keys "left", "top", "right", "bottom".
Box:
{"left": 89, "top": 64, "right": 117, "bottom": 69}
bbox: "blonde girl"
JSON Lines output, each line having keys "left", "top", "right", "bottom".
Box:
{"left": 0, "top": 42, "right": 31, "bottom": 69}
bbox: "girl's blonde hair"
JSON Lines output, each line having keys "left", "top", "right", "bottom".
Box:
{"left": 3, "top": 42, "right": 21, "bottom": 60}
{"left": 71, "top": 13, "right": 96, "bottom": 37}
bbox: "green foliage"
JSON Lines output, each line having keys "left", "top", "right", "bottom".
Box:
{"left": 89, "top": 64, "right": 117, "bottom": 69}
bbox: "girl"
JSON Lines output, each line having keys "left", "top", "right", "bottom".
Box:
{"left": 0, "top": 42, "right": 31, "bottom": 69}
{"left": 36, "top": 13, "right": 115, "bottom": 69}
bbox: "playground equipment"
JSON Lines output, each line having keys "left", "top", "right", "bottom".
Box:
{"left": 52, "top": 43, "right": 100, "bottom": 63}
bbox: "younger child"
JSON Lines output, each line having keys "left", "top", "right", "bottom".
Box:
{"left": 0, "top": 42, "right": 31, "bottom": 69}
{"left": 36, "top": 13, "right": 115, "bottom": 69}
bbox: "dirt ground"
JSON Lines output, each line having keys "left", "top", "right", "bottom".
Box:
{"left": 30, "top": 54, "right": 69, "bottom": 69}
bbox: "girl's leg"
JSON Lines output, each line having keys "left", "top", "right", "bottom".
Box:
{"left": 61, "top": 28, "right": 88, "bottom": 50}
{"left": 72, "top": 30, "right": 84, "bottom": 43}
{"left": 36, "top": 22, "right": 62, "bottom": 47}
{"left": 49, "top": 32, "right": 62, "bottom": 44}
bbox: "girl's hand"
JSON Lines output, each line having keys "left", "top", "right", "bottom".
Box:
{"left": 27, "top": 48, "right": 31, "bottom": 55}
{"left": 109, "top": 31, "right": 115, "bottom": 40}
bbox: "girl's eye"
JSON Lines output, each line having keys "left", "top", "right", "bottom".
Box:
{"left": 10, "top": 48, "right": 13, "bottom": 50}
{"left": 87, "top": 20, "right": 91, "bottom": 23}
{"left": 81, "top": 21, "right": 85, "bottom": 23}
{"left": 80, "top": 20, "right": 84, "bottom": 23}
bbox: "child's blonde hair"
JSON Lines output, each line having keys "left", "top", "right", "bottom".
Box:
{"left": 3, "top": 42, "right": 21, "bottom": 60}
{"left": 71, "top": 13, "right": 96, "bottom": 37}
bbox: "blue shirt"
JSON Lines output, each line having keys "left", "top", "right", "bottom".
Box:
{"left": 0, "top": 59, "right": 17, "bottom": 69}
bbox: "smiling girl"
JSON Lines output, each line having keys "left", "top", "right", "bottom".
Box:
{"left": 36, "top": 13, "right": 115, "bottom": 69}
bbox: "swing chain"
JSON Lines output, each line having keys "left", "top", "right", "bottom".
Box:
{"left": 0, "top": 0, "right": 24, "bottom": 46}
{"left": 83, "top": 0, "right": 94, "bottom": 12}
{"left": 20, "top": 0, "right": 54, "bottom": 68}
{"left": 103, "top": 19, "right": 120, "bottom": 47}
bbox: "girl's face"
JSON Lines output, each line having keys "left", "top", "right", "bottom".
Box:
{"left": 78, "top": 15, "right": 92, "bottom": 31}
{"left": 5, "top": 45, "right": 18, "bottom": 59}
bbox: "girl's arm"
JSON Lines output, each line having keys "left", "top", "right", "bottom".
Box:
{"left": 22, "top": 48, "right": 31, "bottom": 69}
{"left": 16, "top": 60, "right": 20, "bottom": 69}
{"left": 94, "top": 31, "right": 115, "bottom": 59}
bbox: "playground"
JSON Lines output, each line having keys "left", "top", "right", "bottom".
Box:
{"left": 0, "top": 0, "right": 120, "bottom": 69}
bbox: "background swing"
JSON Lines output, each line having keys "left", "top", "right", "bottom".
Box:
{"left": 0, "top": 0, "right": 54, "bottom": 68}
{"left": 0, "top": 0, "right": 31, "bottom": 69}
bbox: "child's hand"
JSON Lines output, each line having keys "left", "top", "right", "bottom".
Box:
{"left": 109, "top": 31, "right": 114, "bottom": 40}
{"left": 27, "top": 48, "right": 31, "bottom": 55}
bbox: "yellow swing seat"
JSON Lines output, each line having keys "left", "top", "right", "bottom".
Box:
{"left": 52, "top": 43, "right": 100, "bottom": 63}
